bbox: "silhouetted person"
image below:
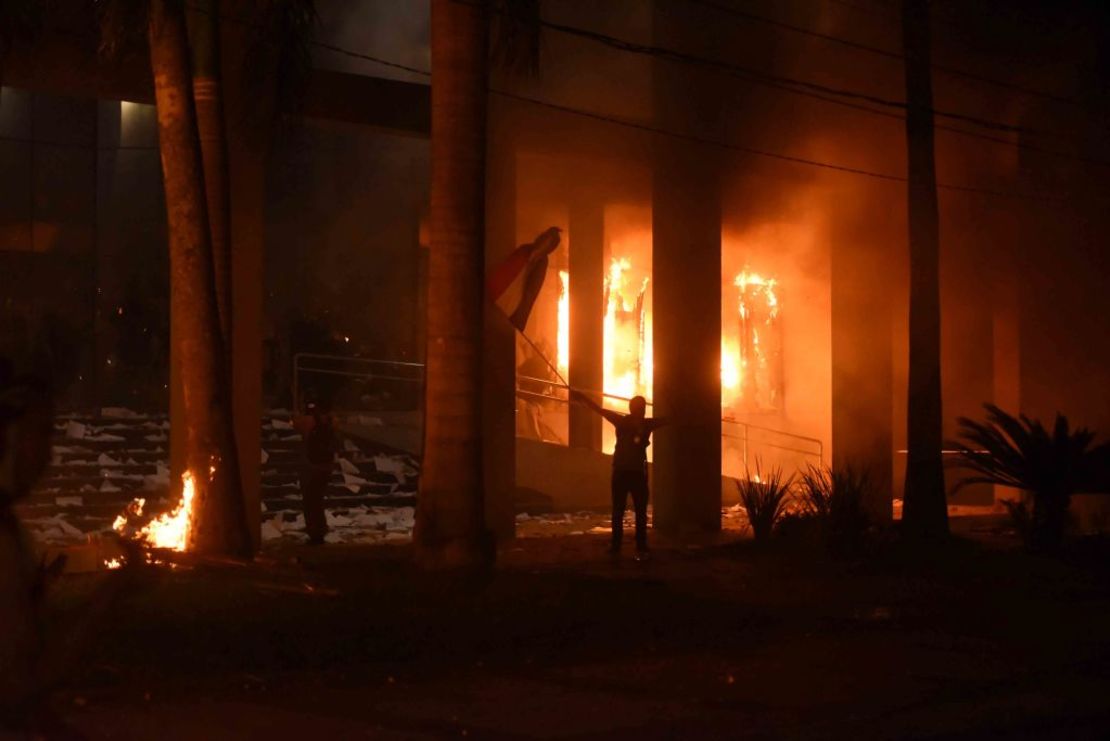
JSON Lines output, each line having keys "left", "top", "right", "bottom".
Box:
{"left": 294, "top": 398, "right": 338, "bottom": 545}
{"left": 570, "top": 390, "right": 667, "bottom": 559}
{"left": 0, "top": 363, "right": 59, "bottom": 730}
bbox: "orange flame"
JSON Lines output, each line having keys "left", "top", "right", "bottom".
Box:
{"left": 112, "top": 470, "right": 196, "bottom": 552}
{"left": 557, "top": 270, "right": 569, "bottom": 376}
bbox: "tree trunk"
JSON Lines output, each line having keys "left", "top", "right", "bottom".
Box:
{"left": 187, "top": 0, "right": 232, "bottom": 350}
{"left": 415, "top": 0, "right": 491, "bottom": 569}
{"left": 900, "top": 0, "right": 949, "bottom": 538}
{"left": 149, "top": 0, "right": 252, "bottom": 558}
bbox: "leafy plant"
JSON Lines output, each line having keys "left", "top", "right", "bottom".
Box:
{"left": 797, "top": 464, "right": 874, "bottom": 551}
{"left": 736, "top": 462, "right": 794, "bottom": 542}
{"left": 949, "top": 404, "right": 1110, "bottom": 553}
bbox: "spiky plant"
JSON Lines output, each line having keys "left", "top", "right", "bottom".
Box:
{"left": 736, "top": 462, "right": 794, "bottom": 542}
{"left": 950, "top": 404, "right": 1110, "bottom": 552}
{"left": 796, "top": 464, "right": 874, "bottom": 551}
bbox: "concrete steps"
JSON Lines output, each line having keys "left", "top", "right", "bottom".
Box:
{"left": 20, "top": 408, "right": 421, "bottom": 545}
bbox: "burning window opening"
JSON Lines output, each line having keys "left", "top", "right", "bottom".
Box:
{"left": 730, "top": 269, "right": 783, "bottom": 413}
{"left": 551, "top": 254, "right": 785, "bottom": 453}
{"left": 603, "top": 257, "right": 651, "bottom": 404}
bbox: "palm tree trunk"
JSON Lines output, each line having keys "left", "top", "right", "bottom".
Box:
{"left": 415, "top": 0, "right": 491, "bottom": 569}
{"left": 187, "top": 0, "right": 232, "bottom": 349}
{"left": 901, "top": 0, "right": 949, "bottom": 538}
{"left": 148, "top": 0, "right": 251, "bottom": 557}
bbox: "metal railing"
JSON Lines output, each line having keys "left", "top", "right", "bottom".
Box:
{"left": 517, "top": 373, "right": 824, "bottom": 469}
{"left": 292, "top": 353, "right": 424, "bottom": 414}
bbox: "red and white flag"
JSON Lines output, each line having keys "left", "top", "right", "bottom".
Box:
{"left": 486, "top": 226, "right": 562, "bottom": 332}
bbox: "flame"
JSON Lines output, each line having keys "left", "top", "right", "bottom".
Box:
{"left": 554, "top": 250, "right": 782, "bottom": 424}
{"left": 732, "top": 269, "right": 782, "bottom": 411}
{"left": 721, "top": 338, "right": 740, "bottom": 393}
{"left": 104, "top": 558, "right": 122, "bottom": 570}
{"left": 557, "top": 270, "right": 569, "bottom": 376}
{"left": 603, "top": 257, "right": 650, "bottom": 403}
{"left": 113, "top": 471, "right": 196, "bottom": 552}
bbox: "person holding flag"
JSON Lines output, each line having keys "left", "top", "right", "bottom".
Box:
{"left": 488, "top": 226, "right": 668, "bottom": 559}
{"left": 569, "top": 390, "right": 667, "bottom": 559}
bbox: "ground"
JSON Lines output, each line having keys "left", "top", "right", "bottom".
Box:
{"left": 34, "top": 523, "right": 1110, "bottom": 740}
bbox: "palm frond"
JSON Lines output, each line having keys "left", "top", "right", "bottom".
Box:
{"left": 950, "top": 404, "right": 1110, "bottom": 551}
{"left": 736, "top": 461, "right": 794, "bottom": 541}
{"left": 491, "top": 0, "right": 541, "bottom": 76}
{"left": 96, "top": 0, "right": 149, "bottom": 60}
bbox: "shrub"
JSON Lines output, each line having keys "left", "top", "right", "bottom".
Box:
{"left": 797, "top": 464, "right": 874, "bottom": 552}
{"left": 736, "top": 462, "right": 795, "bottom": 542}
{"left": 950, "top": 404, "right": 1110, "bottom": 553}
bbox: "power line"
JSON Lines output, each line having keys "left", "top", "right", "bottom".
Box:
{"left": 473, "top": 1, "right": 1054, "bottom": 139}
{"left": 198, "top": 4, "right": 1103, "bottom": 201}
{"left": 207, "top": 0, "right": 1110, "bottom": 169}
{"left": 297, "top": 44, "right": 1071, "bottom": 203}
{"left": 482, "top": 1, "right": 1110, "bottom": 168}
{"left": 688, "top": 0, "right": 1097, "bottom": 112}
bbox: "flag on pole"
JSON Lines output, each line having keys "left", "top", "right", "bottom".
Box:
{"left": 487, "top": 226, "right": 562, "bottom": 331}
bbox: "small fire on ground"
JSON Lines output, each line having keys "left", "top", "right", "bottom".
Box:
{"left": 106, "top": 470, "right": 196, "bottom": 567}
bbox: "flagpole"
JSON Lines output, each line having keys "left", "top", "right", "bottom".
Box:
{"left": 515, "top": 326, "right": 569, "bottom": 389}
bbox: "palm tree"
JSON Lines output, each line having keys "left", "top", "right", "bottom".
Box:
{"left": 900, "top": 0, "right": 948, "bottom": 539}
{"left": 416, "top": 0, "right": 493, "bottom": 569}
{"left": 147, "top": 0, "right": 251, "bottom": 557}
{"left": 186, "top": 0, "right": 232, "bottom": 348}
{"left": 951, "top": 405, "right": 1110, "bottom": 552}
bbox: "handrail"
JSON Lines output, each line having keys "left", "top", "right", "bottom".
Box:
{"left": 517, "top": 376, "right": 823, "bottom": 467}
{"left": 294, "top": 352, "right": 425, "bottom": 369}
{"left": 293, "top": 352, "right": 425, "bottom": 414}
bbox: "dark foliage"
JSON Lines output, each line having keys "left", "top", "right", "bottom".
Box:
{"left": 0, "top": 0, "right": 43, "bottom": 58}
{"left": 797, "top": 464, "right": 874, "bottom": 553}
{"left": 950, "top": 404, "right": 1110, "bottom": 553}
{"left": 736, "top": 462, "right": 794, "bottom": 542}
{"left": 492, "top": 0, "right": 541, "bottom": 76}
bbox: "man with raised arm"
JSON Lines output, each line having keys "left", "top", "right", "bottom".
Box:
{"left": 569, "top": 389, "right": 667, "bottom": 560}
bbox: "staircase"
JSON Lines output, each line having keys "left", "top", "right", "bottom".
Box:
{"left": 18, "top": 408, "right": 418, "bottom": 546}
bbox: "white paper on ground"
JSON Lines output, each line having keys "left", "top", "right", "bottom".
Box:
{"left": 101, "top": 407, "right": 141, "bottom": 418}
{"left": 260, "top": 520, "right": 284, "bottom": 541}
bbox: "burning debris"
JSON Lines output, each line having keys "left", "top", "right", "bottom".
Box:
{"left": 106, "top": 470, "right": 197, "bottom": 567}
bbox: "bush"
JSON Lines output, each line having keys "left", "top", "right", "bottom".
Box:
{"left": 736, "top": 462, "right": 794, "bottom": 542}
{"left": 950, "top": 404, "right": 1110, "bottom": 553}
{"left": 797, "top": 464, "right": 874, "bottom": 553}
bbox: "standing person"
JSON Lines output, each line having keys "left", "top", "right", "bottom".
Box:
{"left": 293, "top": 397, "right": 338, "bottom": 545}
{"left": 569, "top": 389, "right": 667, "bottom": 560}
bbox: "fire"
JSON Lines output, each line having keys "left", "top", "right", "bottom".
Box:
{"left": 557, "top": 270, "right": 569, "bottom": 376}
{"left": 721, "top": 338, "right": 740, "bottom": 393}
{"left": 732, "top": 269, "right": 782, "bottom": 411}
{"left": 112, "top": 470, "right": 196, "bottom": 552}
{"left": 603, "top": 257, "right": 650, "bottom": 403}
{"left": 555, "top": 247, "right": 782, "bottom": 431}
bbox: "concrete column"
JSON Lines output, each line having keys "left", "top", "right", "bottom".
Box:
{"left": 831, "top": 184, "right": 894, "bottom": 521}
{"left": 568, "top": 195, "right": 603, "bottom": 451}
{"left": 652, "top": 146, "right": 722, "bottom": 538}
{"left": 650, "top": 1, "right": 723, "bottom": 539}
{"left": 482, "top": 102, "right": 517, "bottom": 540}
